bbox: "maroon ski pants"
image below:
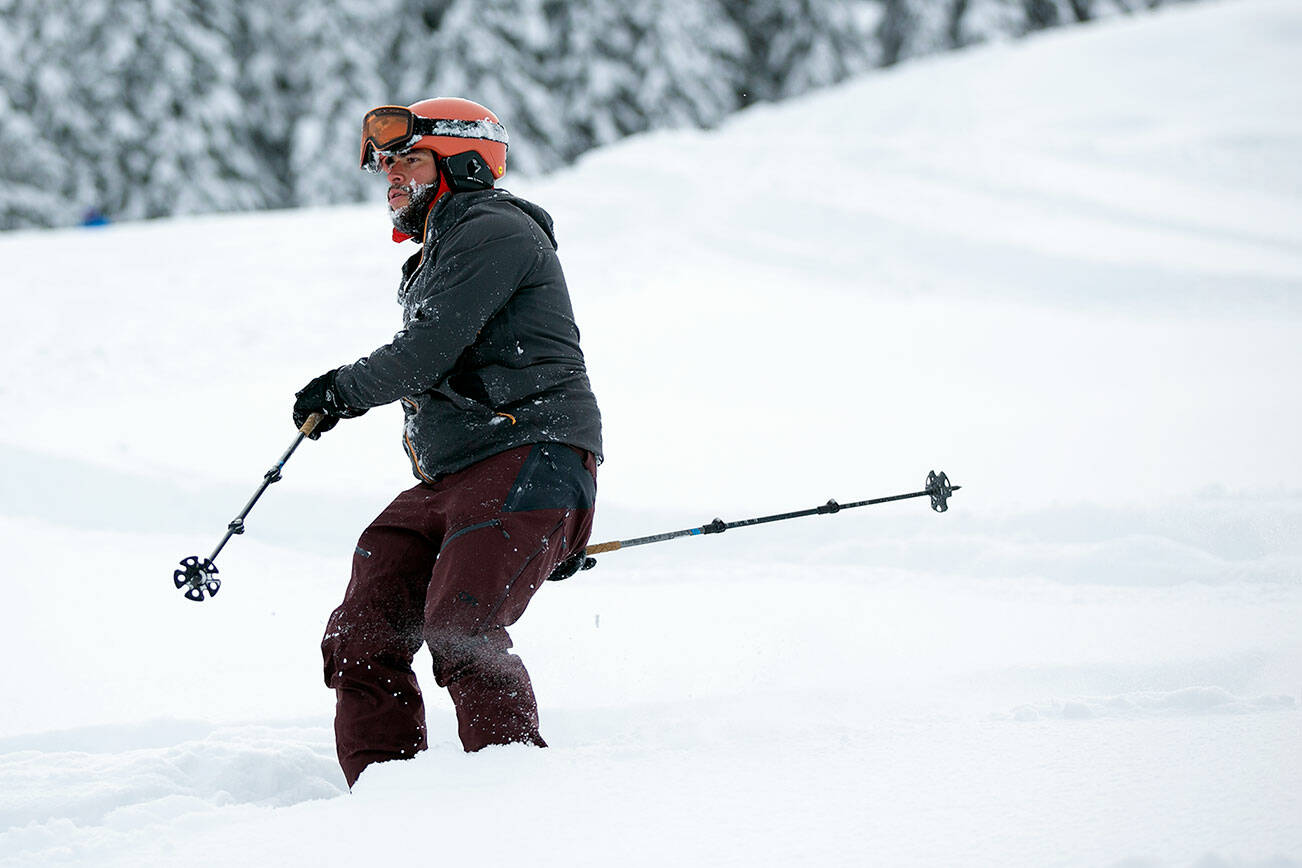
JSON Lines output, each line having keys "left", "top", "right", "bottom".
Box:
{"left": 321, "top": 443, "right": 596, "bottom": 787}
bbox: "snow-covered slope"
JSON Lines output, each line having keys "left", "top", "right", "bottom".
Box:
{"left": 2, "top": 1, "right": 1300, "bottom": 865}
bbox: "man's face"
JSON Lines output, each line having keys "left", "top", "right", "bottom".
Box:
{"left": 382, "top": 149, "right": 438, "bottom": 211}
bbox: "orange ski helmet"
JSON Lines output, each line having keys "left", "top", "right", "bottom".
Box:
{"left": 360, "top": 97, "right": 508, "bottom": 184}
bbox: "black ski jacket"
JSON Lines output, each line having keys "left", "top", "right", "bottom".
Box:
{"left": 333, "top": 189, "right": 603, "bottom": 482}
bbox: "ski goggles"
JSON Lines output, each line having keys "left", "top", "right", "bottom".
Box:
{"left": 359, "top": 105, "right": 510, "bottom": 170}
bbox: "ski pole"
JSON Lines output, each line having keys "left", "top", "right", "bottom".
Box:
{"left": 172, "top": 412, "right": 324, "bottom": 601}
{"left": 549, "top": 470, "right": 960, "bottom": 580}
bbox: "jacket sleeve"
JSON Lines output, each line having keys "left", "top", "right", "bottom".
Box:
{"left": 332, "top": 207, "right": 539, "bottom": 408}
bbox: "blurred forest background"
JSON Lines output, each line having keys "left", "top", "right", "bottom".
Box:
{"left": 0, "top": 0, "right": 1189, "bottom": 230}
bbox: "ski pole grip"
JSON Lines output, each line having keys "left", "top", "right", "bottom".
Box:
{"left": 299, "top": 412, "right": 325, "bottom": 436}
{"left": 584, "top": 540, "right": 622, "bottom": 555}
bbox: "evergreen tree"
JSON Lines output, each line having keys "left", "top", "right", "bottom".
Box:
{"left": 288, "top": 0, "right": 399, "bottom": 206}
{"left": 0, "top": 0, "right": 63, "bottom": 228}
{"left": 397, "top": 0, "right": 563, "bottom": 175}
{"left": 11, "top": 0, "right": 263, "bottom": 223}
{"left": 1060, "top": 0, "right": 1145, "bottom": 22}
{"left": 624, "top": 0, "right": 745, "bottom": 129}
{"left": 231, "top": 0, "right": 300, "bottom": 209}
{"left": 723, "top": 0, "right": 879, "bottom": 104}
{"left": 957, "top": 0, "right": 1028, "bottom": 45}
{"left": 878, "top": 0, "right": 960, "bottom": 66}
{"left": 124, "top": 0, "right": 262, "bottom": 219}
{"left": 549, "top": 0, "right": 745, "bottom": 162}
{"left": 1023, "top": 0, "right": 1065, "bottom": 30}
{"left": 0, "top": 89, "right": 59, "bottom": 230}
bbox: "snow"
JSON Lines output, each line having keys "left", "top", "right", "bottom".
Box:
{"left": 2, "top": 1, "right": 1301, "bottom": 865}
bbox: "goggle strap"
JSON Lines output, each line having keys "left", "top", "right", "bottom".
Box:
{"left": 412, "top": 117, "right": 510, "bottom": 148}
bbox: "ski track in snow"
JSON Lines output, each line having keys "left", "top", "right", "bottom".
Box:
{"left": 3, "top": 1, "right": 1302, "bottom": 865}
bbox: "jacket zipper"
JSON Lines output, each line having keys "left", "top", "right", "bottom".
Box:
{"left": 400, "top": 397, "right": 435, "bottom": 483}
{"left": 400, "top": 210, "right": 436, "bottom": 298}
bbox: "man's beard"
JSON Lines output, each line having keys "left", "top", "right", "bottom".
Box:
{"left": 389, "top": 181, "right": 440, "bottom": 239}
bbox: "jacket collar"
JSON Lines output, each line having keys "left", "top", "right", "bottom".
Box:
{"left": 420, "top": 188, "right": 504, "bottom": 248}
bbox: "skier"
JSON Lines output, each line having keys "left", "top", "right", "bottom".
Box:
{"left": 292, "top": 97, "right": 603, "bottom": 788}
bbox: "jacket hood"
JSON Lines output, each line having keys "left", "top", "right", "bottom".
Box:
{"left": 502, "top": 194, "right": 558, "bottom": 249}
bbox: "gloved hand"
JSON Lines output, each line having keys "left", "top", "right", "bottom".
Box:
{"left": 293, "top": 369, "right": 367, "bottom": 439}
{"left": 546, "top": 553, "right": 597, "bottom": 582}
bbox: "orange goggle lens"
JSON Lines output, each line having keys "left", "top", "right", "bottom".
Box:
{"left": 359, "top": 107, "right": 417, "bottom": 169}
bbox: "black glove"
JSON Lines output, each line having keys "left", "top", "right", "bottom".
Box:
{"left": 547, "top": 553, "right": 597, "bottom": 582}
{"left": 293, "top": 369, "right": 367, "bottom": 439}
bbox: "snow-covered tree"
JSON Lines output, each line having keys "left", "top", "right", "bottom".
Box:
{"left": 287, "top": 0, "right": 399, "bottom": 205}
{"left": 1022, "top": 0, "right": 1068, "bottom": 30}
{"left": 957, "top": 0, "right": 1028, "bottom": 46}
{"left": 723, "top": 0, "right": 880, "bottom": 103}
{"left": 115, "top": 0, "right": 263, "bottom": 219}
{"left": 0, "top": 0, "right": 63, "bottom": 228}
{"left": 227, "top": 0, "right": 301, "bottom": 210}
{"left": 1, "top": 0, "right": 264, "bottom": 224}
{"left": 548, "top": 0, "right": 746, "bottom": 160}
{"left": 878, "top": 0, "right": 962, "bottom": 65}
{"left": 395, "top": 0, "right": 563, "bottom": 174}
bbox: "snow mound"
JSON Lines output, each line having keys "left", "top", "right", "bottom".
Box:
{"left": 0, "top": 724, "right": 343, "bottom": 830}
